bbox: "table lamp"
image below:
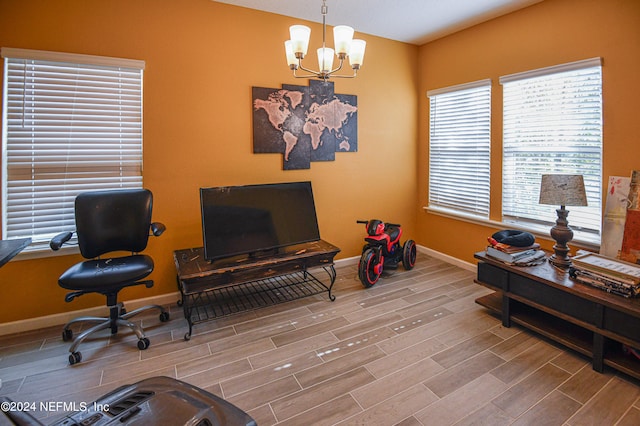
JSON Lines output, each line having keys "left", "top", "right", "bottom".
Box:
{"left": 539, "top": 174, "right": 588, "bottom": 268}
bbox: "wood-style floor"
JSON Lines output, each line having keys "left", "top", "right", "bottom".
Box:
{"left": 2, "top": 253, "right": 640, "bottom": 425}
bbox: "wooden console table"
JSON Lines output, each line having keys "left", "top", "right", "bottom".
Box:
{"left": 474, "top": 251, "right": 640, "bottom": 379}
{"left": 174, "top": 240, "right": 340, "bottom": 340}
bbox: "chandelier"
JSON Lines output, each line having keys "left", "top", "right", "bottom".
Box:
{"left": 284, "top": 0, "right": 366, "bottom": 81}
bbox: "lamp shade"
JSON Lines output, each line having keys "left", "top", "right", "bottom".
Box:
{"left": 539, "top": 174, "right": 588, "bottom": 207}
{"left": 284, "top": 41, "right": 297, "bottom": 67}
{"left": 348, "top": 39, "right": 366, "bottom": 68}
{"left": 317, "top": 47, "right": 334, "bottom": 73}
{"left": 333, "top": 25, "right": 354, "bottom": 55}
{"left": 289, "top": 25, "right": 311, "bottom": 56}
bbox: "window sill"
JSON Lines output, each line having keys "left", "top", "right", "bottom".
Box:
{"left": 423, "top": 205, "right": 600, "bottom": 252}
{"left": 12, "top": 244, "right": 79, "bottom": 262}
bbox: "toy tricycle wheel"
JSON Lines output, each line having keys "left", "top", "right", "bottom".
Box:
{"left": 359, "top": 248, "right": 381, "bottom": 288}
{"left": 402, "top": 240, "right": 417, "bottom": 270}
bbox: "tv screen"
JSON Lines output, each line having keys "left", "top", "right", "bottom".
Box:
{"left": 200, "top": 181, "right": 321, "bottom": 261}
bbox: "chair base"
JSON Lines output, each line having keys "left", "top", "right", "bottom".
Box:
{"left": 62, "top": 302, "right": 170, "bottom": 365}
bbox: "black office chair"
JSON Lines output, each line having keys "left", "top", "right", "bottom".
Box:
{"left": 50, "top": 188, "right": 170, "bottom": 365}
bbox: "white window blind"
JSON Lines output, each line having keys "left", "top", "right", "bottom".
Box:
{"left": 1, "top": 48, "right": 145, "bottom": 250}
{"left": 428, "top": 79, "right": 491, "bottom": 218}
{"left": 501, "top": 58, "right": 602, "bottom": 240}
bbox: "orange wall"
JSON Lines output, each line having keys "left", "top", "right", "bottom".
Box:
{"left": 417, "top": 0, "right": 640, "bottom": 263}
{"left": 0, "top": 0, "right": 419, "bottom": 322}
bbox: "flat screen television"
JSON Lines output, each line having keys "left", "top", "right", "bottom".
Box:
{"left": 200, "top": 181, "right": 321, "bottom": 261}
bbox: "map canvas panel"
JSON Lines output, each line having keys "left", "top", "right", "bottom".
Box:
{"left": 335, "top": 93, "right": 358, "bottom": 153}
{"left": 252, "top": 86, "right": 307, "bottom": 154}
{"left": 308, "top": 80, "right": 335, "bottom": 162}
{"left": 252, "top": 81, "right": 358, "bottom": 170}
{"left": 277, "top": 84, "right": 312, "bottom": 170}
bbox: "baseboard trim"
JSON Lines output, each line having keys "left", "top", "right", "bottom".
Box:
{"left": 0, "top": 292, "right": 180, "bottom": 337}
{"left": 417, "top": 245, "right": 476, "bottom": 272}
{"left": 334, "top": 255, "right": 359, "bottom": 267}
{"left": 331, "top": 245, "right": 475, "bottom": 272}
{"left": 0, "top": 245, "right": 474, "bottom": 336}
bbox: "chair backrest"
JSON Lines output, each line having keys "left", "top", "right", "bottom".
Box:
{"left": 75, "top": 189, "right": 153, "bottom": 259}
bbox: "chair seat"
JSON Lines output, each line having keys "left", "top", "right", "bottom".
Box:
{"left": 59, "top": 254, "right": 154, "bottom": 292}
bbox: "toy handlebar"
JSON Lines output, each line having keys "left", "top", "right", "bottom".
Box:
{"left": 356, "top": 219, "right": 401, "bottom": 227}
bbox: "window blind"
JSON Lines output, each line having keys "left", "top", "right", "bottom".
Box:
{"left": 500, "top": 58, "right": 602, "bottom": 238}
{"left": 428, "top": 79, "right": 491, "bottom": 218}
{"left": 1, "top": 48, "right": 144, "bottom": 249}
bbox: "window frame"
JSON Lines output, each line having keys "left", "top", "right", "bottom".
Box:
{"left": 500, "top": 57, "right": 603, "bottom": 245}
{"left": 1, "top": 48, "right": 145, "bottom": 254}
{"left": 426, "top": 79, "right": 492, "bottom": 220}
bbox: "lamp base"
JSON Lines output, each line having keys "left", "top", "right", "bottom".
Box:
{"left": 549, "top": 207, "right": 574, "bottom": 269}
{"left": 549, "top": 252, "right": 572, "bottom": 268}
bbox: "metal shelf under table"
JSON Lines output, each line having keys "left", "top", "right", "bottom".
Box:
{"left": 174, "top": 241, "right": 340, "bottom": 340}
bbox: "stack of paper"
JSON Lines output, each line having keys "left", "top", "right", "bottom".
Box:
{"left": 569, "top": 253, "right": 640, "bottom": 298}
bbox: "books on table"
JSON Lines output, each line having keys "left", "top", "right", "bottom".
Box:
{"left": 486, "top": 245, "right": 545, "bottom": 264}
{"left": 493, "top": 242, "right": 540, "bottom": 254}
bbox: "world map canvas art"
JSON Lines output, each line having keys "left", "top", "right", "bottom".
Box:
{"left": 252, "top": 80, "right": 357, "bottom": 170}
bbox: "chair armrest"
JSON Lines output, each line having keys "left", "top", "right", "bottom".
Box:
{"left": 50, "top": 231, "right": 73, "bottom": 251}
{"left": 150, "top": 222, "right": 166, "bottom": 237}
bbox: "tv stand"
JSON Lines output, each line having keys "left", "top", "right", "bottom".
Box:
{"left": 174, "top": 240, "right": 340, "bottom": 340}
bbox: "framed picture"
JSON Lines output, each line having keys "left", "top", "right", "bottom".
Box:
{"left": 600, "top": 176, "right": 631, "bottom": 258}
{"left": 620, "top": 170, "right": 640, "bottom": 263}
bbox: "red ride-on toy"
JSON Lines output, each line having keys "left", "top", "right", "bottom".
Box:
{"left": 356, "top": 219, "right": 417, "bottom": 287}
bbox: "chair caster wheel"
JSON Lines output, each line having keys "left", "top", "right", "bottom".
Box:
{"left": 62, "top": 329, "right": 73, "bottom": 342}
{"left": 69, "top": 352, "right": 82, "bottom": 365}
{"left": 184, "top": 333, "right": 191, "bottom": 341}
{"left": 159, "top": 311, "right": 170, "bottom": 322}
{"left": 137, "top": 337, "right": 150, "bottom": 350}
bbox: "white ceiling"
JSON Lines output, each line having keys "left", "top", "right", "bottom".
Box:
{"left": 213, "top": 0, "right": 544, "bottom": 45}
